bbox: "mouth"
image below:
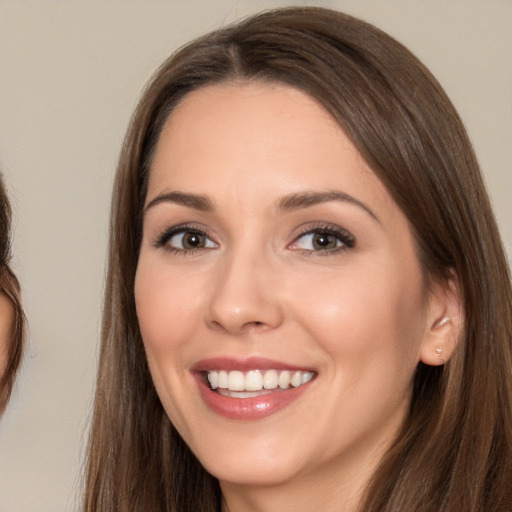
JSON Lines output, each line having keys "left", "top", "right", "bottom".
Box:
{"left": 192, "top": 358, "right": 317, "bottom": 420}
{"left": 206, "top": 369, "right": 315, "bottom": 398}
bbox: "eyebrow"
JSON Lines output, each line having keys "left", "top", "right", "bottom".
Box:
{"left": 277, "top": 190, "right": 379, "bottom": 222}
{"left": 145, "top": 189, "right": 379, "bottom": 223}
{"left": 145, "top": 191, "right": 215, "bottom": 213}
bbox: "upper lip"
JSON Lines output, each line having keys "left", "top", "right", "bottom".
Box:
{"left": 190, "top": 356, "right": 316, "bottom": 373}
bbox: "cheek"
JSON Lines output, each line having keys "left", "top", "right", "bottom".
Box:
{"left": 289, "top": 260, "right": 427, "bottom": 372}
{"left": 134, "top": 262, "right": 203, "bottom": 364}
{"left": 288, "top": 263, "right": 427, "bottom": 440}
{"left": 134, "top": 261, "right": 207, "bottom": 432}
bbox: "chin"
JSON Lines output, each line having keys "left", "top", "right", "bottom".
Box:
{"left": 203, "top": 454, "right": 301, "bottom": 488}
{"left": 183, "top": 426, "right": 307, "bottom": 487}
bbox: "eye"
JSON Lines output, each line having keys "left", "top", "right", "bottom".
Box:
{"left": 290, "top": 225, "right": 355, "bottom": 254}
{"left": 169, "top": 230, "right": 215, "bottom": 250}
{"left": 155, "top": 225, "right": 217, "bottom": 253}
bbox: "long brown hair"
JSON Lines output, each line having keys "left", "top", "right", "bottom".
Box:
{"left": 0, "top": 175, "right": 25, "bottom": 413}
{"left": 84, "top": 7, "right": 512, "bottom": 511}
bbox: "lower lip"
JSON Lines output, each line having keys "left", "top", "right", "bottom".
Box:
{"left": 194, "top": 375, "right": 312, "bottom": 420}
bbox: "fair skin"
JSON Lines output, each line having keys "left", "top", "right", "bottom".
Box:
{"left": 135, "top": 82, "right": 457, "bottom": 512}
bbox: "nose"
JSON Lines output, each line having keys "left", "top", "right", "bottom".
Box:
{"left": 205, "top": 247, "right": 284, "bottom": 335}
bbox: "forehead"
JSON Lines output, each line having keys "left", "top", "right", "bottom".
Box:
{"left": 151, "top": 83, "right": 377, "bottom": 187}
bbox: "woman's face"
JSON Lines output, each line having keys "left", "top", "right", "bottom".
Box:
{"left": 135, "top": 82, "right": 438, "bottom": 492}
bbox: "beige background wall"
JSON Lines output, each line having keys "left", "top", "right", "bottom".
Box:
{"left": 0, "top": 1, "right": 510, "bottom": 511}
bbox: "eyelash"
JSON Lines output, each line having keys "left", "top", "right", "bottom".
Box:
{"left": 153, "top": 223, "right": 356, "bottom": 256}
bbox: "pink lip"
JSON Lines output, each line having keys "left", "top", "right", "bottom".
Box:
{"left": 191, "top": 357, "right": 316, "bottom": 421}
{"left": 191, "top": 356, "right": 314, "bottom": 373}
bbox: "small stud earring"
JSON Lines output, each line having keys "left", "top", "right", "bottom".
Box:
{"left": 435, "top": 347, "right": 446, "bottom": 364}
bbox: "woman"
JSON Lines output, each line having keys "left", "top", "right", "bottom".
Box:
{"left": 84, "top": 7, "right": 512, "bottom": 511}
{"left": 0, "top": 174, "right": 24, "bottom": 413}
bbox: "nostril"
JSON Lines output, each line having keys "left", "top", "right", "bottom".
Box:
{"left": 246, "top": 321, "right": 267, "bottom": 330}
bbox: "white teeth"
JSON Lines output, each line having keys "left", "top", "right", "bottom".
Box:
{"left": 228, "top": 370, "right": 245, "bottom": 391}
{"left": 207, "top": 371, "right": 218, "bottom": 389}
{"left": 290, "top": 371, "right": 302, "bottom": 387}
{"left": 263, "top": 369, "right": 278, "bottom": 389}
{"left": 279, "top": 370, "right": 291, "bottom": 389}
{"left": 218, "top": 370, "right": 228, "bottom": 389}
{"left": 245, "top": 370, "right": 263, "bottom": 391}
{"left": 206, "top": 369, "right": 315, "bottom": 393}
{"left": 302, "top": 371, "right": 313, "bottom": 384}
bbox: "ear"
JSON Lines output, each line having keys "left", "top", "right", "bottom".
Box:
{"left": 419, "top": 273, "right": 463, "bottom": 366}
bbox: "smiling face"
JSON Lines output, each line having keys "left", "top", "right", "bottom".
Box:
{"left": 134, "top": 82, "right": 443, "bottom": 505}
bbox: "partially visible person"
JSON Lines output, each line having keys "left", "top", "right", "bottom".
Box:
{"left": 0, "top": 173, "right": 24, "bottom": 413}
{"left": 84, "top": 7, "right": 512, "bottom": 512}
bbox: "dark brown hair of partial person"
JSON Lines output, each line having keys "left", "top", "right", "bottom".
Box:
{"left": 83, "top": 7, "right": 512, "bottom": 512}
{"left": 0, "top": 176, "right": 24, "bottom": 413}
